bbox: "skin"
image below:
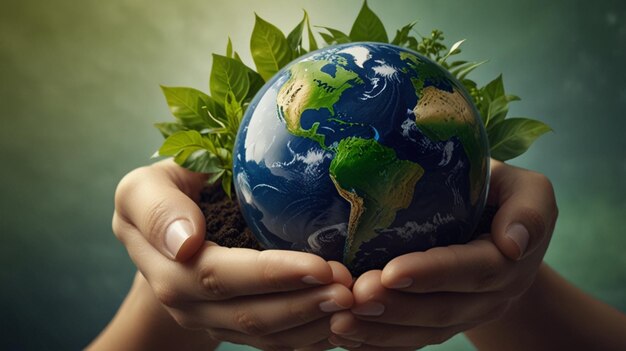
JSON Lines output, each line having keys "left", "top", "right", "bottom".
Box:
{"left": 88, "top": 271, "right": 220, "bottom": 351}
{"left": 324, "top": 160, "right": 558, "bottom": 350}
{"left": 466, "top": 263, "right": 626, "bottom": 351}
{"left": 101, "top": 160, "right": 354, "bottom": 350}
{"left": 89, "top": 159, "right": 626, "bottom": 350}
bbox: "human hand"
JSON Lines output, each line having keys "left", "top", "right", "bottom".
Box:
{"left": 112, "top": 159, "right": 354, "bottom": 350}
{"left": 325, "top": 160, "right": 559, "bottom": 350}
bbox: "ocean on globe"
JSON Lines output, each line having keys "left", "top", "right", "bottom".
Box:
{"left": 233, "top": 42, "right": 490, "bottom": 275}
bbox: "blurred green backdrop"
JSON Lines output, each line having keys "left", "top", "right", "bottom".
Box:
{"left": 1, "top": 0, "right": 625, "bottom": 349}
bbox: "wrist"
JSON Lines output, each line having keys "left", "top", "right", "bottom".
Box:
{"left": 463, "top": 262, "right": 548, "bottom": 350}
{"left": 87, "top": 272, "right": 220, "bottom": 351}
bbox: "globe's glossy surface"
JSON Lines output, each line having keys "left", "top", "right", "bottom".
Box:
{"left": 233, "top": 42, "right": 490, "bottom": 274}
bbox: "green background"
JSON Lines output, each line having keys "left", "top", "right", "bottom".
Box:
{"left": 1, "top": 0, "right": 625, "bottom": 349}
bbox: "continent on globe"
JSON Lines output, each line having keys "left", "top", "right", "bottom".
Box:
{"left": 329, "top": 137, "right": 424, "bottom": 263}
{"left": 233, "top": 42, "right": 490, "bottom": 275}
{"left": 412, "top": 85, "right": 487, "bottom": 203}
{"left": 277, "top": 60, "right": 364, "bottom": 148}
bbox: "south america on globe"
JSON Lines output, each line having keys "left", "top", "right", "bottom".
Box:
{"left": 233, "top": 42, "right": 490, "bottom": 275}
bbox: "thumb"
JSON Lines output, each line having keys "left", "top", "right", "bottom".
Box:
{"left": 114, "top": 160, "right": 208, "bottom": 261}
{"left": 328, "top": 261, "right": 354, "bottom": 288}
{"left": 487, "top": 161, "right": 558, "bottom": 261}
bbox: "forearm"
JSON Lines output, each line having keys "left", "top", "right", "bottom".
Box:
{"left": 87, "top": 272, "right": 220, "bottom": 351}
{"left": 466, "top": 263, "right": 626, "bottom": 351}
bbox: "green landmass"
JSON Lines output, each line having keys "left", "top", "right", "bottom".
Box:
{"left": 336, "top": 55, "right": 349, "bottom": 67}
{"left": 277, "top": 60, "right": 363, "bottom": 148}
{"left": 329, "top": 137, "right": 424, "bottom": 265}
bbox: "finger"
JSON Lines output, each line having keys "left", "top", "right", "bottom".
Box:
{"left": 329, "top": 260, "right": 353, "bottom": 288}
{"left": 330, "top": 311, "right": 463, "bottom": 348}
{"left": 114, "top": 159, "right": 208, "bottom": 261}
{"left": 209, "top": 316, "right": 333, "bottom": 350}
{"left": 187, "top": 283, "right": 353, "bottom": 335}
{"left": 122, "top": 229, "right": 337, "bottom": 302}
{"left": 381, "top": 238, "right": 515, "bottom": 293}
{"left": 352, "top": 271, "right": 506, "bottom": 327}
{"left": 187, "top": 246, "right": 337, "bottom": 300}
{"left": 488, "top": 160, "right": 558, "bottom": 260}
{"left": 328, "top": 334, "right": 364, "bottom": 349}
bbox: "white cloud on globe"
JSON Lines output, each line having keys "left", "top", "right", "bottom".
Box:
{"left": 337, "top": 45, "right": 371, "bottom": 68}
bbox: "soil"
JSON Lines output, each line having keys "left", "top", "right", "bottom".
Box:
{"left": 199, "top": 184, "right": 497, "bottom": 250}
{"left": 198, "top": 185, "right": 262, "bottom": 250}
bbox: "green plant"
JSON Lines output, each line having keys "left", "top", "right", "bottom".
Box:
{"left": 154, "top": 0, "right": 551, "bottom": 197}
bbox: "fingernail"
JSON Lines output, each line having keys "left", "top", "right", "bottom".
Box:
{"left": 328, "top": 335, "right": 361, "bottom": 348}
{"left": 506, "top": 223, "right": 529, "bottom": 260}
{"left": 319, "top": 300, "right": 348, "bottom": 313}
{"left": 302, "top": 275, "right": 324, "bottom": 285}
{"left": 330, "top": 324, "right": 357, "bottom": 336}
{"left": 388, "top": 277, "right": 413, "bottom": 289}
{"left": 352, "top": 302, "right": 385, "bottom": 316}
{"left": 165, "top": 219, "right": 193, "bottom": 259}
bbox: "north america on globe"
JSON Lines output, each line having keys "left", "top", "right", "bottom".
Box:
{"left": 233, "top": 42, "right": 490, "bottom": 275}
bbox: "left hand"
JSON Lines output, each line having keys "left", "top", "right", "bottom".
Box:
{"left": 324, "top": 160, "right": 559, "bottom": 350}
{"left": 111, "top": 160, "right": 354, "bottom": 350}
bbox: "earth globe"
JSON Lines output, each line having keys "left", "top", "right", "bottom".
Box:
{"left": 233, "top": 42, "right": 490, "bottom": 275}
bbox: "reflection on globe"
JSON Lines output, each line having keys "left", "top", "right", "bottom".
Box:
{"left": 233, "top": 42, "right": 490, "bottom": 275}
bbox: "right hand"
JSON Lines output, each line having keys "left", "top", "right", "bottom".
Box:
{"left": 112, "top": 159, "right": 353, "bottom": 350}
{"left": 326, "top": 160, "right": 559, "bottom": 350}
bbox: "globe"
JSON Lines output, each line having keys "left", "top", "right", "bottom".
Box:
{"left": 233, "top": 42, "right": 490, "bottom": 275}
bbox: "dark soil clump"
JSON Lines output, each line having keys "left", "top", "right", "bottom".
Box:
{"left": 198, "top": 185, "right": 262, "bottom": 250}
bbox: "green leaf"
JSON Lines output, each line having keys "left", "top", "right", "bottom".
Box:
{"left": 210, "top": 54, "right": 250, "bottom": 106}
{"left": 391, "top": 21, "right": 416, "bottom": 46}
{"left": 160, "top": 86, "right": 221, "bottom": 129}
{"left": 486, "top": 94, "right": 520, "bottom": 126}
{"left": 477, "top": 74, "right": 506, "bottom": 123}
{"left": 158, "top": 130, "right": 213, "bottom": 157}
{"left": 250, "top": 14, "right": 292, "bottom": 81}
{"left": 234, "top": 51, "right": 242, "bottom": 62}
{"left": 226, "top": 37, "right": 233, "bottom": 58}
{"left": 460, "top": 78, "right": 480, "bottom": 105}
{"left": 224, "top": 91, "right": 243, "bottom": 135}
{"left": 452, "top": 60, "right": 487, "bottom": 80}
{"left": 207, "top": 169, "right": 226, "bottom": 184}
{"left": 245, "top": 67, "right": 265, "bottom": 103}
{"left": 176, "top": 149, "right": 222, "bottom": 174}
{"left": 226, "top": 54, "right": 264, "bottom": 103}
{"left": 317, "top": 26, "right": 351, "bottom": 45}
{"left": 287, "top": 12, "right": 306, "bottom": 53}
{"left": 483, "top": 74, "right": 506, "bottom": 101}
{"left": 417, "top": 29, "right": 447, "bottom": 60}
{"left": 319, "top": 32, "right": 333, "bottom": 45}
{"left": 447, "top": 60, "right": 468, "bottom": 69}
{"left": 222, "top": 170, "right": 233, "bottom": 198}
{"left": 158, "top": 130, "right": 224, "bottom": 174}
{"left": 154, "top": 122, "right": 185, "bottom": 138}
{"left": 349, "top": 0, "right": 388, "bottom": 43}
{"left": 488, "top": 118, "right": 552, "bottom": 161}
{"left": 405, "top": 36, "right": 418, "bottom": 51}
{"left": 305, "top": 11, "right": 318, "bottom": 51}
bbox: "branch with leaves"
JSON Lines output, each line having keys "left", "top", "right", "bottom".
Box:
{"left": 154, "top": 0, "right": 551, "bottom": 196}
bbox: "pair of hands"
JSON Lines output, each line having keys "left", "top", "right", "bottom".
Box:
{"left": 112, "top": 159, "right": 557, "bottom": 350}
